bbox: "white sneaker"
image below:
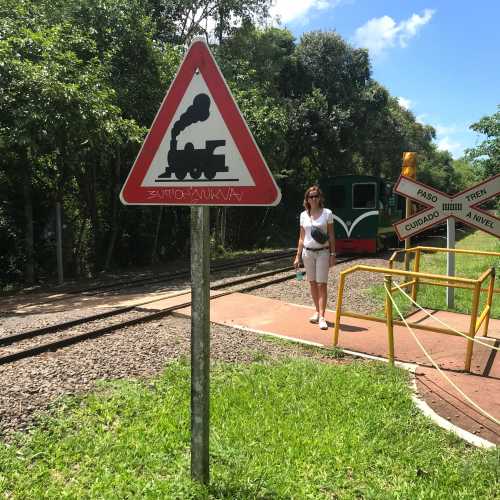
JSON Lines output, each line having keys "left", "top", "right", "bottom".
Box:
{"left": 309, "top": 312, "right": 319, "bottom": 324}
{"left": 319, "top": 317, "right": 328, "bottom": 330}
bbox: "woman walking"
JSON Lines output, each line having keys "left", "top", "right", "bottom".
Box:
{"left": 293, "top": 185, "right": 336, "bottom": 330}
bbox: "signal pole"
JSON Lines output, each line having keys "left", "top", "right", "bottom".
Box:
{"left": 402, "top": 152, "right": 417, "bottom": 271}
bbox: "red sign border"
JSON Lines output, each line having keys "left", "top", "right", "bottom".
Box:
{"left": 393, "top": 173, "right": 500, "bottom": 240}
{"left": 120, "top": 39, "right": 281, "bottom": 206}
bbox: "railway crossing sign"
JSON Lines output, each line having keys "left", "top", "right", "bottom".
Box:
{"left": 120, "top": 37, "right": 281, "bottom": 206}
{"left": 393, "top": 173, "right": 500, "bottom": 240}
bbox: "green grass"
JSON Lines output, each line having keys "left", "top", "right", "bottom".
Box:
{"left": 369, "top": 230, "right": 500, "bottom": 320}
{"left": 1, "top": 359, "right": 498, "bottom": 499}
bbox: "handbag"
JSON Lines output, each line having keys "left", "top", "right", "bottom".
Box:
{"left": 311, "top": 225, "right": 328, "bottom": 244}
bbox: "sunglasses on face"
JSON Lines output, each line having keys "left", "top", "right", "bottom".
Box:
{"left": 308, "top": 194, "right": 319, "bottom": 199}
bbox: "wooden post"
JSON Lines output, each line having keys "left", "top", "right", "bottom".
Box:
{"left": 190, "top": 206, "right": 210, "bottom": 484}
{"left": 384, "top": 275, "right": 395, "bottom": 366}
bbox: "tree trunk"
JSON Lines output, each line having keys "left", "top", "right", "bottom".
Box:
{"left": 151, "top": 207, "right": 164, "bottom": 264}
{"left": 220, "top": 208, "right": 227, "bottom": 248}
{"left": 74, "top": 219, "right": 87, "bottom": 276}
{"left": 55, "top": 201, "right": 64, "bottom": 284}
{"left": 89, "top": 161, "right": 99, "bottom": 271}
{"left": 213, "top": 207, "right": 227, "bottom": 249}
{"left": 23, "top": 169, "right": 35, "bottom": 284}
{"left": 104, "top": 154, "right": 121, "bottom": 271}
{"left": 217, "top": 6, "right": 224, "bottom": 45}
{"left": 214, "top": 207, "right": 220, "bottom": 247}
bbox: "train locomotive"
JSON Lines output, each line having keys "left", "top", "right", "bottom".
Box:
{"left": 324, "top": 175, "right": 403, "bottom": 254}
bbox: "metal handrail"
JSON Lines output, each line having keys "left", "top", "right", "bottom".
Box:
{"left": 333, "top": 262, "right": 497, "bottom": 372}
{"left": 389, "top": 245, "right": 500, "bottom": 264}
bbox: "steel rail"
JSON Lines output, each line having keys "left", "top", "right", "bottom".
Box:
{"left": 6, "top": 250, "right": 297, "bottom": 310}
{"left": 0, "top": 265, "right": 296, "bottom": 347}
{"left": 0, "top": 256, "right": 356, "bottom": 365}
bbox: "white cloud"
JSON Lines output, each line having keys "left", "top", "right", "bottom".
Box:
{"left": 270, "top": 0, "right": 340, "bottom": 24}
{"left": 434, "top": 123, "right": 462, "bottom": 157}
{"left": 437, "top": 136, "right": 462, "bottom": 157}
{"left": 418, "top": 117, "right": 463, "bottom": 158}
{"left": 353, "top": 9, "right": 435, "bottom": 56}
{"left": 398, "top": 9, "right": 434, "bottom": 47}
{"left": 397, "top": 96, "right": 413, "bottom": 110}
{"left": 434, "top": 124, "right": 457, "bottom": 136}
{"left": 416, "top": 113, "right": 428, "bottom": 124}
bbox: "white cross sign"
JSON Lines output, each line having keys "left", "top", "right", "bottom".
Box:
{"left": 393, "top": 173, "right": 500, "bottom": 240}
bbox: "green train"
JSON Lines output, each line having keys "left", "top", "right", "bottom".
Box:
{"left": 324, "top": 175, "right": 404, "bottom": 254}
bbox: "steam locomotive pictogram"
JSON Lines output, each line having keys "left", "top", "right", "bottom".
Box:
{"left": 158, "top": 139, "right": 229, "bottom": 180}
{"left": 157, "top": 93, "right": 230, "bottom": 181}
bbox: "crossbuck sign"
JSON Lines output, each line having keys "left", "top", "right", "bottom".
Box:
{"left": 393, "top": 173, "right": 500, "bottom": 240}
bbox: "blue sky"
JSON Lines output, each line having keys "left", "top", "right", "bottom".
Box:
{"left": 269, "top": 0, "right": 499, "bottom": 159}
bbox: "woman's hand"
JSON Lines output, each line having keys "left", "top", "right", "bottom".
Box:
{"left": 293, "top": 256, "right": 300, "bottom": 269}
{"left": 329, "top": 255, "right": 336, "bottom": 268}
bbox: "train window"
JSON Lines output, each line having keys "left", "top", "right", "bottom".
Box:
{"left": 352, "top": 183, "right": 376, "bottom": 209}
{"left": 330, "top": 186, "right": 345, "bottom": 209}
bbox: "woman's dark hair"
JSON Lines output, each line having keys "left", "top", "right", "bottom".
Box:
{"left": 303, "top": 185, "right": 324, "bottom": 214}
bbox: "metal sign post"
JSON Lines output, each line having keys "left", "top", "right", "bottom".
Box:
{"left": 190, "top": 206, "right": 210, "bottom": 483}
{"left": 119, "top": 37, "right": 281, "bottom": 486}
{"left": 446, "top": 218, "right": 456, "bottom": 308}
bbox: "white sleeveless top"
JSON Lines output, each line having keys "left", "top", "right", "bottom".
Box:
{"left": 300, "top": 208, "right": 333, "bottom": 249}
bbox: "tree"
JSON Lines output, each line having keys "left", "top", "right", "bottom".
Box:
{"left": 0, "top": 17, "right": 142, "bottom": 280}
{"left": 0, "top": 2, "right": 458, "bottom": 285}
{"left": 465, "top": 105, "right": 500, "bottom": 178}
{"left": 144, "top": 0, "right": 271, "bottom": 44}
{"left": 453, "top": 158, "right": 481, "bottom": 191}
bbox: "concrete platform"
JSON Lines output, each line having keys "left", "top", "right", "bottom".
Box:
{"left": 175, "top": 292, "right": 500, "bottom": 445}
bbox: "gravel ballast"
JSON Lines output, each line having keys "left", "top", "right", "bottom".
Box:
{"left": 250, "top": 254, "right": 390, "bottom": 314}
{"left": 0, "top": 254, "right": 388, "bottom": 438}
{"left": 0, "top": 316, "right": 349, "bottom": 438}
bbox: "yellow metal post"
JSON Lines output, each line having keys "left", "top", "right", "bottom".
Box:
{"left": 402, "top": 152, "right": 417, "bottom": 271}
{"left": 334, "top": 273, "right": 345, "bottom": 346}
{"left": 411, "top": 247, "right": 421, "bottom": 302}
{"left": 483, "top": 267, "right": 496, "bottom": 337}
{"left": 465, "top": 282, "right": 481, "bottom": 372}
{"left": 384, "top": 275, "right": 395, "bottom": 365}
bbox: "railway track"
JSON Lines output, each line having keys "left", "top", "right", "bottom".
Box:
{"left": 0, "top": 256, "right": 357, "bottom": 365}
{"left": 6, "top": 249, "right": 297, "bottom": 311}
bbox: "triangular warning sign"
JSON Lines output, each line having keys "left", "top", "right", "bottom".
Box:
{"left": 120, "top": 38, "right": 281, "bottom": 206}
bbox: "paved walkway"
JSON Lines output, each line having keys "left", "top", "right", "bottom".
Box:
{"left": 173, "top": 292, "right": 499, "bottom": 445}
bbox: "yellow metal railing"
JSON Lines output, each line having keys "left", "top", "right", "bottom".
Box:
{"left": 333, "top": 250, "right": 498, "bottom": 372}
{"left": 388, "top": 246, "right": 500, "bottom": 297}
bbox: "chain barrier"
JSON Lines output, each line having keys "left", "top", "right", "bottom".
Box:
{"left": 384, "top": 283, "right": 500, "bottom": 426}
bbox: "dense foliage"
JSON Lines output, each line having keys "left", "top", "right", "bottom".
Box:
{"left": 465, "top": 106, "right": 500, "bottom": 179}
{"left": 0, "top": 0, "right": 490, "bottom": 286}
